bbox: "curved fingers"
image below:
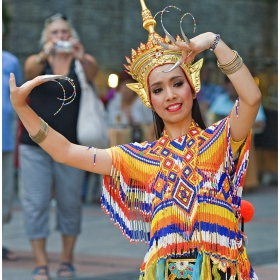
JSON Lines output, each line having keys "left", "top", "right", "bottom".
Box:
{"left": 10, "top": 74, "right": 42, "bottom": 108}
{"left": 184, "top": 51, "right": 197, "bottom": 65}
{"left": 180, "top": 23, "right": 190, "bottom": 44}
{"left": 174, "top": 40, "right": 192, "bottom": 49}
{"left": 180, "top": 50, "right": 190, "bottom": 63}
{"left": 9, "top": 73, "right": 17, "bottom": 93}
{"left": 10, "top": 74, "right": 39, "bottom": 93}
{"left": 10, "top": 74, "right": 47, "bottom": 95}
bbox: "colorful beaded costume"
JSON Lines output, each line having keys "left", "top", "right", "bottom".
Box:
{"left": 101, "top": 118, "right": 257, "bottom": 279}
{"left": 100, "top": 1, "right": 258, "bottom": 279}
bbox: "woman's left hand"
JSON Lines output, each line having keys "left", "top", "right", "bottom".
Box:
{"left": 69, "top": 37, "right": 85, "bottom": 61}
{"left": 167, "top": 32, "right": 216, "bottom": 64}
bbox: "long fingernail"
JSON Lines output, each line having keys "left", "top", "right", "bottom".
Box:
{"left": 162, "top": 61, "right": 182, "bottom": 73}
{"left": 42, "top": 75, "right": 65, "bottom": 82}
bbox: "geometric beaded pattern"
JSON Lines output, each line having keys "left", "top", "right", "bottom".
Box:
{"left": 151, "top": 122, "right": 200, "bottom": 216}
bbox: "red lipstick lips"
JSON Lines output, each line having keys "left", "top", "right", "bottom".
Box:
{"left": 166, "top": 103, "right": 182, "bottom": 112}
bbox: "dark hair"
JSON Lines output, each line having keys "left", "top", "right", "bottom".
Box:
{"left": 152, "top": 98, "right": 206, "bottom": 139}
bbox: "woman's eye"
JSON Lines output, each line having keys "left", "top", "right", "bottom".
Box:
{"left": 153, "top": 87, "right": 162, "bottom": 94}
{"left": 174, "top": 81, "right": 183, "bottom": 87}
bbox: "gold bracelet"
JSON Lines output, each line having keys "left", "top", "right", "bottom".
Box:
{"left": 29, "top": 118, "right": 49, "bottom": 144}
{"left": 217, "top": 50, "right": 238, "bottom": 68}
{"left": 35, "top": 50, "right": 49, "bottom": 64}
{"left": 35, "top": 54, "right": 43, "bottom": 64}
{"left": 220, "top": 56, "right": 243, "bottom": 75}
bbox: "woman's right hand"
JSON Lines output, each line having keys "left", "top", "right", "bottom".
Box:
{"left": 10, "top": 73, "right": 54, "bottom": 111}
{"left": 167, "top": 32, "right": 216, "bottom": 65}
{"left": 42, "top": 40, "right": 55, "bottom": 56}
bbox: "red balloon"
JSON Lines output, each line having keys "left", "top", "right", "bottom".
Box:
{"left": 240, "top": 200, "right": 255, "bottom": 223}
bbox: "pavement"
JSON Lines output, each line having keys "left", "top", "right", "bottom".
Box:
{"left": 2, "top": 185, "right": 278, "bottom": 280}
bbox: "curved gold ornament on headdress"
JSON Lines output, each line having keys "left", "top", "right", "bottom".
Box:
{"left": 124, "top": 0, "right": 203, "bottom": 108}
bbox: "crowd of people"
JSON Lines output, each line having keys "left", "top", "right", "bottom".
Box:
{"left": 3, "top": 1, "right": 269, "bottom": 280}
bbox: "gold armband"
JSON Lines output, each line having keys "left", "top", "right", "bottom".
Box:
{"left": 217, "top": 50, "right": 243, "bottom": 75}
{"left": 35, "top": 54, "right": 43, "bottom": 64}
{"left": 29, "top": 118, "right": 49, "bottom": 144}
{"left": 35, "top": 49, "right": 49, "bottom": 64}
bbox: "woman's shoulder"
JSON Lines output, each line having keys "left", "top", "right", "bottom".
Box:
{"left": 120, "top": 139, "right": 158, "bottom": 152}
{"left": 108, "top": 140, "right": 160, "bottom": 165}
{"left": 3, "top": 50, "right": 20, "bottom": 64}
{"left": 198, "top": 117, "right": 229, "bottom": 149}
{"left": 203, "top": 117, "right": 228, "bottom": 134}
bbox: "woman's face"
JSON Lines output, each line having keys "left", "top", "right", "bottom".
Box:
{"left": 46, "top": 19, "right": 71, "bottom": 42}
{"left": 148, "top": 64, "right": 194, "bottom": 125}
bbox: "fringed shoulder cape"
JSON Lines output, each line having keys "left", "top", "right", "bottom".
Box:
{"left": 101, "top": 117, "right": 258, "bottom": 280}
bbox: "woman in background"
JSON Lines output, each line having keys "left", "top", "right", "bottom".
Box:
{"left": 20, "top": 13, "right": 98, "bottom": 280}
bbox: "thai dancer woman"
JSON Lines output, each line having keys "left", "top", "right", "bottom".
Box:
{"left": 10, "top": 1, "right": 260, "bottom": 279}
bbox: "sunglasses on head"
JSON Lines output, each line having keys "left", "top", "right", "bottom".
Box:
{"left": 45, "top": 13, "right": 68, "bottom": 25}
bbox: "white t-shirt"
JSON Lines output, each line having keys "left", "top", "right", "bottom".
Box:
{"left": 106, "top": 92, "right": 153, "bottom": 127}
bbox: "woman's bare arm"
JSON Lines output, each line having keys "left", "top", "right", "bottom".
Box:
{"left": 10, "top": 73, "right": 111, "bottom": 175}
{"left": 212, "top": 37, "right": 261, "bottom": 141}
{"left": 24, "top": 54, "right": 48, "bottom": 80}
{"left": 169, "top": 32, "right": 262, "bottom": 141}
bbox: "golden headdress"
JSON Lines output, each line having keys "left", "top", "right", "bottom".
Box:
{"left": 124, "top": 0, "right": 203, "bottom": 108}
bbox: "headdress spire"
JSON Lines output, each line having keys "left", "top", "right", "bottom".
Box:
{"left": 140, "top": 0, "right": 156, "bottom": 35}
{"left": 124, "top": 1, "right": 203, "bottom": 108}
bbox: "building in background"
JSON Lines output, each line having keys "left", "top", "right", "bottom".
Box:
{"left": 3, "top": 0, "right": 278, "bottom": 185}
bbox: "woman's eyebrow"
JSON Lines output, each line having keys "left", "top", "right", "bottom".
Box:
{"left": 150, "top": 75, "right": 184, "bottom": 88}
{"left": 150, "top": 81, "right": 162, "bottom": 88}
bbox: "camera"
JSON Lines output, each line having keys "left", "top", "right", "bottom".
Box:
{"left": 54, "top": 41, "right": 73, "bottom": 53}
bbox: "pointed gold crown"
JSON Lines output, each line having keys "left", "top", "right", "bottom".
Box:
{"left": 124, "top": 0, "right": 203, "bottom": 108}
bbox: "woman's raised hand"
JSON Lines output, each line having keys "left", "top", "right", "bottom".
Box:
{"left": 168, "top": 32, "right": 216, "bottom": 65}
{"left": 69, "top": 37, "right": 85, "bottom": 61}
{"left": 9, "top": 73, "right": 64, "bottom": 111}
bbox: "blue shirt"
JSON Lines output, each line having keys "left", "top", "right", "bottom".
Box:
{"left": 209, "top": 93, "right": 266, "bottom": 123}
{"left": 2, "top": 50, "right": 22, "bottom": 152}
{"left": 197, "top": 82, "right": 224, "bottom": 105}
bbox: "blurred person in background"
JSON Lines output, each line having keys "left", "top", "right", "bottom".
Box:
{"left": 208, "top": 76, "right": 266, "bottom": 191}
{"left": 107, "top": 71, "right": 153, "bottom": 127}
{"left": 106, "top": 70, "right": 155, "bottom": 142}
{"left": 83, "top": 71, "right": 155, "bottom": 204}
{"left": 101, "top": 87, "right": 117, "bottom": 108}
{"left": 2, "top": 22, "right": 23, "bottom": 262}
{"left": 196, "top": 62, "right": 223, "bottom": 124}
{"left": 81, "top": 71, "right": 155, "bottom": 205}
{"left": 19, "top": 13, "right": 99, "bottom": 280}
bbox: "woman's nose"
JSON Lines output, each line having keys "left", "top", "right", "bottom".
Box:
{"left": 165, "top": 88, "right": 176, "bottom": 100}
{"left": 55, "top": 31, "right": 65, "bottom": 40}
